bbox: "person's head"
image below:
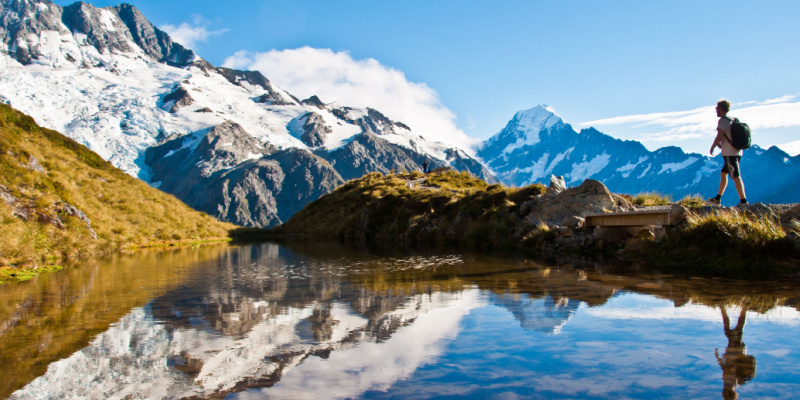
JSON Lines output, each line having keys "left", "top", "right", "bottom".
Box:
{"left": 717, "top": 99, "right": 731, "bottom": 117}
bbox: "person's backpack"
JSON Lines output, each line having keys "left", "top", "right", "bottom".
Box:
{"left": 726, "top": 117, "right": 752, "bottom": 150}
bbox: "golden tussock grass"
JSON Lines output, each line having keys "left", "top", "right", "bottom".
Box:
{"left": 0, "top": 104, "right": 236, "bottom": 280}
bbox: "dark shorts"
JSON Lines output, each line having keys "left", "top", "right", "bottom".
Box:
{"left": 722, "top": 155, "right": 742, "bottom": 178}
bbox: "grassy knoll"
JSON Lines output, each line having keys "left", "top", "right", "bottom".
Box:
{"left": 272, "top": 170, "right": 546, "bottom": 249}
{"left": 0, "top": 104, "right": 236, "bottom": 282}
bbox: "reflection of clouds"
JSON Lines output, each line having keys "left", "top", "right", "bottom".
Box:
{"left": 10, "top": 290, "right": 484, "bottom": 400}
{"left": 235, "top": 290, "right": 483, "bottom": 400}
{"left": 586, "top": 294, "right": 800, "bottom": 326}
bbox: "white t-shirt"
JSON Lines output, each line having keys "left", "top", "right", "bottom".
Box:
{"left": 718, "top": 116, "right": 741, "bottom": 156}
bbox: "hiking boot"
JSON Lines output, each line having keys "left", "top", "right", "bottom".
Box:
{"left": 707, "top": 196, "right": 721, "bottom": 205}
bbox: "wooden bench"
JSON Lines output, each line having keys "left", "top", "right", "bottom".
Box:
{"left": 584, "top": 205, "right": 685, "bottom": 241}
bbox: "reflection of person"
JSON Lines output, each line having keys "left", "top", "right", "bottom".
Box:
{"left": 715, "top": 306, "right": 757, "bottom": 400}
{"left": 708, "top": 99, "right": 747, "bottom": 206}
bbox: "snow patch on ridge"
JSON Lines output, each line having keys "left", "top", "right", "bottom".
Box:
{"left": 567, "top": 152, "right": 610, "bottom": 184}
{"left": 616, "top": 156, "right": 649, "bottom": 178}
{"left": 658, "top": 157, "right": 699, "bottom": 174}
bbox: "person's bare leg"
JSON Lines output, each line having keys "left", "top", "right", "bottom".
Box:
{"left": 718, "top": 172, "right": 729, "bottom": 196}
{"left": 733, "top": 177, "right": 746, "bottom": 202}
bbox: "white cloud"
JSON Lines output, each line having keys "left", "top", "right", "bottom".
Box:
{"left": 160, "top": 15, "right": 227, "bottom": 50}
{"left": 579, "top": 96, "right": 800, "bottom": 154}
{"left": 222, "top": 47, "right": 479, "bottom": 151}
{"left": 780, "top": 140, "right": 800, "bottom": 156}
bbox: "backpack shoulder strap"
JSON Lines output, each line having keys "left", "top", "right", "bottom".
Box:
{"left": 720, "top": 116, "right": 733, "bottom": 143}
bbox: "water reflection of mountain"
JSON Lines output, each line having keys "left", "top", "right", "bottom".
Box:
{"left": 490, "top": 293, "right": 581, "bottom": 334}
{"left": 10, "top": 244, "right": 484, "bottom": 399}
{"left": 6, "top": 243, "right": 800, "bottom": 399}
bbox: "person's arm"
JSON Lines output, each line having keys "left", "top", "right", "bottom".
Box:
{"left": 710, "top": 129, "right": 724, "bottom": 155}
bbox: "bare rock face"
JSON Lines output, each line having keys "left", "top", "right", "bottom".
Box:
{"left": 525, "top": 179, "right": 626, "bottom": 225}
{"left": 146, "top": 122, "right": 343, "bottom": 227}
{"left": 547, "top": 175, "right": 566, "bottom": 195}
{"left": 0, "top": 184, "right": 17, "bottom": 205}
{"left": 162, "top": 86, "right": 194, "bottom": 113}
{"left": 1, "top": 0, "right": 68, "bottom": 65}
{"left": 300, "top": 113, "right": 331, "bottom": 147}
{"left": 1, "top": 0, "right": 194, "bottom": 66}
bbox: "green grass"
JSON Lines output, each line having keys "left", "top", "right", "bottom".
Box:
{"left": 0, "top": 104, "right": 237, "bottom": 282}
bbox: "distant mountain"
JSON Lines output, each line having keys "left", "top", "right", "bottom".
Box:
{"left": 478, "top": 105, "right": 800, "bottom": 205}
{"left": 0, "top": 0, "right": 495, "bottom": 227}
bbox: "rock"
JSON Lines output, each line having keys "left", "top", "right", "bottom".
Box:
{"left": 562, "top": 216, "right": 584, "bottom": 230}
{"left": 548, "top": 175, "right": 566, "bottom": 195}
{"left": 55, "top": 201, "right": 97, "bottom": 239}
{"left": 526, "top": 179, "right": 623, "bottom": 225}
{"left": 780, "top": 203, "right": 800, "bottom": 234}
{"left": 26, "top": 155, "right": 46, "bottom": 173}
{"left": 300, "top": 113, "right": 332, "bottom": 147}
{"left": 742, "top": 202, "right": 777, "bottom": 220}
{"left": 0, "top": 184, "right": 17, "bottom": 205}
{"left": 780, "top": 203, "right": 800, "bottom": 225}
{"left": 162, "top": 86, "right": 194, "bottom": 113}
{"left": 12, "top": 205, "right": 30, "bottom": 221}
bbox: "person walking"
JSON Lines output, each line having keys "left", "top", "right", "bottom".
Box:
{"left": 708, "top": 99, "right": 747, "bottom": 206}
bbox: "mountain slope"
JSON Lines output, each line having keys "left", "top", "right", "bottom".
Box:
{"left": 0, "top": 0, "right": 495, "bottom": 228}
{"left": 0, "top": 103, "right": 235, "bottom": 272}
{"left": 478, "top": 105, "right": 800, "bottom": 205}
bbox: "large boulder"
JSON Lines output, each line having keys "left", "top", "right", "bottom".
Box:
{"left": 524, "top": 179, "right": 628, "bottom": 226}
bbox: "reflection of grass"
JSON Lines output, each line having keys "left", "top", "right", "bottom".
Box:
{"left": 0, "top": 104, "right": 236, "bottom": 281}
{"left": 0, "top": 264, "right": 63, "bottom": 282}
{"left": 652, "top": 209, "right": 798, "bottom": 278}
{"left": 0, "top": 244, "right": 229, "bottom": 398}
{"left": 275, "top": 171, "right": 546, "bottom": 249}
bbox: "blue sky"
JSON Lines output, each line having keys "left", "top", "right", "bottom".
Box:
{"left": 52, "top": 0, "right": 800, "bottom": 155}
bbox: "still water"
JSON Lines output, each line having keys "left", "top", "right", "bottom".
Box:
{"left": 1, "top": 242, "right": 799, "bottom": 399}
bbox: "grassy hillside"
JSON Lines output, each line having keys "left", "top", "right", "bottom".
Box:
{"left": 0, "top": 104, "right": 236, "bottom": 280}
{"left": 272, "top": 170, "right": 547, "bottom": 248}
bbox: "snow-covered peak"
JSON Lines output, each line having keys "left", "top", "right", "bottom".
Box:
{"left": 511, "top": 104, "right": 563, "bottom": 131}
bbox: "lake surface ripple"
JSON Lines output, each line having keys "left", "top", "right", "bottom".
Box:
{"left": 2, "top": 242, "right": 799, "bottom": 399}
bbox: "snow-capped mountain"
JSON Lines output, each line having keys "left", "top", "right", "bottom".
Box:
{"left": 479, "top": 104, "right": 800, "bottom": 204}
{"left": 0, "top": 0, "right": 494, "bottom": 227}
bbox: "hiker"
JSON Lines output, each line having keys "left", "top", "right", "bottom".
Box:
{"left": 708, "top": 99, "right": 747, "bottom": 206}
{"left": 715, "top": 306, "right": 756, "bottom": 400}
{"left": 422, "top": 160, "right": 429, "bottom": 174}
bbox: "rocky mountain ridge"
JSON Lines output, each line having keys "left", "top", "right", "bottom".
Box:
{"left": 0, "top": 0, "right": 495, "bottom": 227}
